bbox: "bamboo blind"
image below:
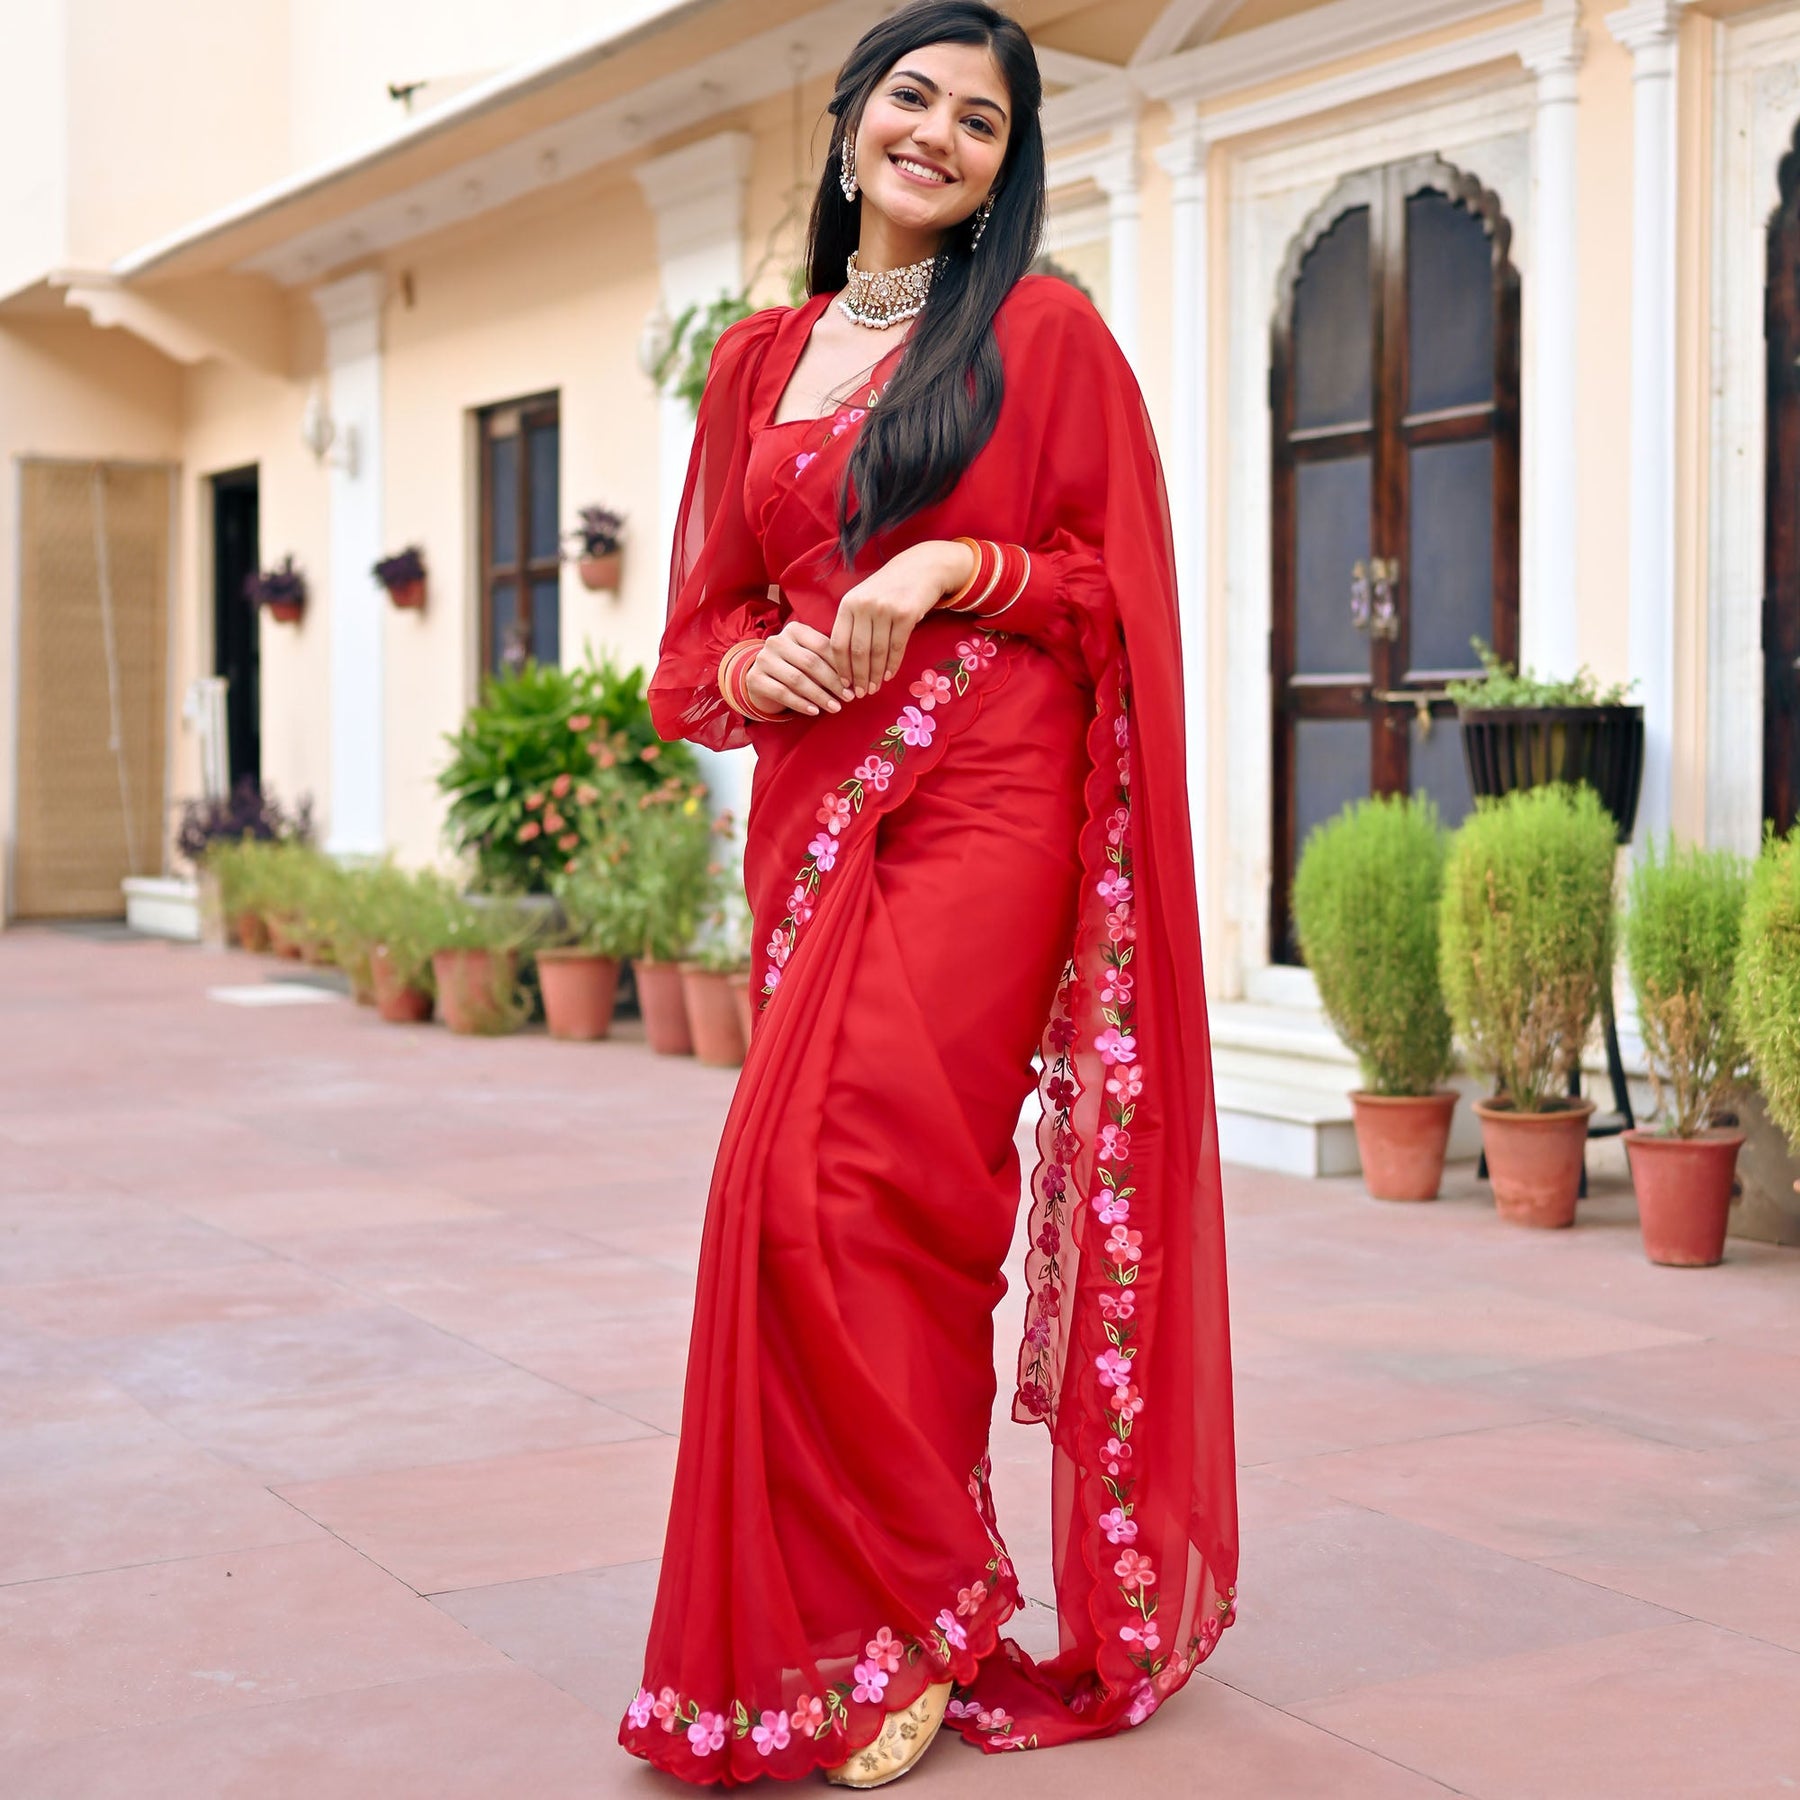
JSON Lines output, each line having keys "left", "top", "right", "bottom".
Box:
{"left": 14, "top": 460, "right": 173, "bottom": 918}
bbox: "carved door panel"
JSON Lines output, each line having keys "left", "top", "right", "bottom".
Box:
{"left": 1270, "top": 156, "right": 1520, "bottom": 963}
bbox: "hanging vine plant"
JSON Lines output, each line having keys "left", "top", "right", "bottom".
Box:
{"left": 647, "top": 291, "right": 757, "bottom": 417}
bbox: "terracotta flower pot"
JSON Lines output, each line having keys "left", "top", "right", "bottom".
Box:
{"left": 370, "top": 946, "right": 432, "bottom": 1023}
{"left": 1349, "top": 1091, "right": 1459, "bottom": 1202}
{"left": 634, "top": 957, "right": 693, "bottom": 1055}
{"left": 431, "top": 948, "right": 519, "bottom": 1035}
{"left": 1625, "top": 1128, "right": 1745, "bottom": 1267}
{"left": 266, "top": 600, "right": 303, "bottom": 625}
{"left": 386, "top": 577, "right": 426, "bottom": 610}
{"left": 577, "top": 551, "right": 622, "bottom": 592}
{"left": 1474, "top": 1097, "right": 1595, "bottom": 1228}
{"left": 538, "top": 949, "right": 621, "bottom": 1041}
{"left": 681, "top": 965, "right": 747, "bottom": 1068}
{"left": 233, "top": 910, "right": 270, "bottom": 953}
{"left": 732, "top": 972, "right": 756, "bottom": 1051}
{"left": 264, "top": 913, "right": 305, "bottom": 960}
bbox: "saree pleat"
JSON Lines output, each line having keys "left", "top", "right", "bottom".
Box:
{"left": 624, "top": 278, "right": 1236, "bottom": 1784}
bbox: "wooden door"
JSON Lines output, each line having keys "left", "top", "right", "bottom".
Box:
{"left": 1270, "top": 155, "right": 1520, "bottom": 962}
{"left": 1766, "top": 121, "right": 1800, "bottom": 837}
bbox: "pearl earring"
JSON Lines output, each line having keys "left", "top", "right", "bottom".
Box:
{"left": 839, "top": 141, "right": 859, "bottom": 203}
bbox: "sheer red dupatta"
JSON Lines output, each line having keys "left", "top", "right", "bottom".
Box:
{"left": 640, "top": 282, "right": 1237, "bottom": 1762}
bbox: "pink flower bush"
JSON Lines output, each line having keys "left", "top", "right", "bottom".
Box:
{"left": 752, "top": 1709, "right": 791, "bottom": 1755}
{"left": 897, "top": 704, "right": 935, "bottom": 747}
{"left": 850, "top": 1660, "right": 889, "bottom": 1704}
{"left": 688, "top": 1710, "right": 728, "bottom": 1754}
{"left": 1098, "top": 1505, "right": 1138, "bottom": 1545}
{"left": 1114, "top": 1549, "right": 1155, "bottom": 1592}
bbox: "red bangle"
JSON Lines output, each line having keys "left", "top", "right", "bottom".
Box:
{"left": 719, "top": 639, "right": 784, "bottom": 721}
{"left": 942, "top": 539, "right": 1029, "bottom": 617}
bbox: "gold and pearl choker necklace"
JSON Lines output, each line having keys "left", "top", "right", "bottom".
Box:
{"left": 837, "top": 250, "right": 937, "bottom": 329}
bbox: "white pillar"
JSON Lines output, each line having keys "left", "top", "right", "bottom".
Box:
{"left": 310, "top": 271, "right": 385, "bottom": 857}
{"left": 1608, "top": 0, "right": 1685, "bottom": 845}
{"left": 634, "top": 132, "right": 754, "bottom": 823}
{"left": 1521, "top": 21, "right": 1586, "bottom": 680}
{"left": 1095, "top": 117, "right": 1143, "bottom": 372}
{"left": 1155, "top": 105, "right": 1211, "bottom": 944}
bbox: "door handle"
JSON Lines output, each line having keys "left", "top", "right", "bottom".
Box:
{"left": 1373, "top": 687, "right": 1452, "bottom": 737}
{"left": 1351, "top": 558, "right": 1401, "bottom": 639}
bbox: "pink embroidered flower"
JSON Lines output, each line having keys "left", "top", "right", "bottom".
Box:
{"left": 956, "top": 1579, "right": 990, "bottom": 1618}
{"left": 817, "top": 792, "right": 853, "bottom": 834}
{"left": 957, "top": 635, "right": 999, "bottom": 669}
{"left": 1106, "top": 1224, "right": 1143, "bottom": 1266}
{"left": 897, "top": 704, "right": 935, "bottom": 747}
{"left": 1094, "top": 1027, "right": 1137, "bottom": 1066}
{"left": 752, "top": 1709, "right": 791, "bottom": 1755}
{"left": 853, "top": 754, "right": 895, "bottom": 791}
{"left": 830, "top": 407, "right": 866, "bottom": 437}
{"left": 865, "top": 1627, "right": 904, "bottom": 1674}
{"left": 1098, "top": 1124, "right": 1132, "bottom": 1163}
{"left": 850, "top": 1660, "right": 889, "bottom": 1704}
{"left": 1035, "top": 1283, "right": 1061, "bottom": 1318}
{"left": 909, "top": 670, "right": 953, "bottom": 709}
{"left": 764, "top": 965, "right": 782, "bottom": 992}
{"left": 1125, "top": 1680, "right": 1158, "bottom": 1725}
{"left": 1106, "top": 804, "right": 1130, "bottom": 845}
{"left": 652, "top": 1686, "right": 681, "bottom": 1732}
{"left": 766, "top": 927, "right": 792, "bottom": 968}
{"left": 1102, "top": 1434, "right": 1134, "bottom": 1475}
{"left": 790, "top": 1694, "right": 826, "bottom": 1735}
{"left": 1035, "top": 1222, "right": 1060, "bottom": 1255}
{"left": 1017, "top": 1380, "right": 1050, "bottom": 1417}
{"left": 627, "top": 1687, "right": 655, "bottom": 1729}
{"left": 795, "top": 451, "right": 818, "bottom": 476}
{"left": 1114, "top": 1549, "right": 1156, "bottom": 1592}
{"left": 1101, "top": 966, "right": 1135, "bottom": 1004}
{"left": 1099, "top": 1289, "right": 1137, "bottom": 1322}
{"left": 1026, "top": 1315, "right": 1051, "bottom": 1349}
{"left": 1098, "top": 1505, "right": 1139, "bottom": 1545}
{"left": 936, "top": 1608, "right": 968, "bottom": 1650}
{"left": 1053, "top": 1126, "right": 1079, "bottom": 1163}
{"left": 1114, "top": 710, "right": 1131, "bottom": 748}
{"left": 975, "top": 1708, "right": 1014, "bottom": 1734}
{"left": 1041, "top": 1163, "right": 1067, "bottom": 1199}
{"left": 946, "top": 1697, "right": 982, "bottom": 1720}
{"left": 688, "top": 1710, "right": 728, "bottom": 1754}
{"left": 1106, "top": 905, "right": 1137, "bottom": 945}
{"left": 1097, "top": 870, "right": 1133, "bottom": 905}
{"left": 806, "top": 831, "right": 839, "bottom": 870}
{"left": 787, "top": 886, "right": 814, "bottom": 923}
{"left": 1110, "top": 1383, "right": 1145, "bottom": 1419}
{"left": 1044, "top": 1074, "right": 1077, "bottom": 1110}
{"left": 993, "top": 1734, "right": 1032, "bottom": 1751}
{"left": 1092, "top": 1188, "right": 1131, "bottom": 1225}
{"left": 1095, "top": 1347, "right": 1133, "bottom": 1390}
{"left": 1120, "top": 1619, "right": 1160, "bottom": 1651}
{"left": 1107, "top": 1063, "right": 1145, "bottom": 1101}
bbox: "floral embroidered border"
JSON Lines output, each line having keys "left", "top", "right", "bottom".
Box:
{"left": 758, "top": 633, "right": 1001, "bottom": 1009}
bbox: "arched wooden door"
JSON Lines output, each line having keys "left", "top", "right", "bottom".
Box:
{"left": 1269, "top": 155, "right": 1520, "bottom": 963}
{"left": 1766, "top": 120, "right": 1800, "bottom": 837}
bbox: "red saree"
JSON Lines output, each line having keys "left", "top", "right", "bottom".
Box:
{"left": 623, "top": 278, "right": 1236, "bottom": 1785}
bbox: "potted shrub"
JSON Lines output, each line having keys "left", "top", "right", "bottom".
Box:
{"left": 1735, "top": 827, "right": 1800, "bottom": 1183}
{"left": 619, "top": 778, "right": 720, "bottom": 1056}
{"left": 416, "top": 876, "right": 541, "bottom": 1036}
{"left": 437, "top": 655, "right": 697, "bottom": 896}
{"left": 1292, "top": 795, "right": 1457, "bottom": 1200}
{"left": 373, "top": 545, "right": 427, "bottom": 610}
{"left": 177, "top": 778, "right": 313, "bottom": 947}
{"left": 246, "top": 556, "right": 307, "bottom": 625}
{"left": 1621, "top": 839, "right": 1752, "bottom": 1266}
{"left": 566, "top": 505, "right": 625, "bottom": 593}
{"left": 540, "top": 769, "right": 635, "bottom": 1041}
{"left": 362, "top": 867, "right": 438, "bottom": 1024}
{"left": 1439, "top": 784, "right": 1618, "bottom": 1227}
{"left": 681, "top": 887, "right": 753, "bottom": 1069}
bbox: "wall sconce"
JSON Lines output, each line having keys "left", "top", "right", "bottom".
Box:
{"left": 301, "top": 382, "right": 360, "bottom": 479}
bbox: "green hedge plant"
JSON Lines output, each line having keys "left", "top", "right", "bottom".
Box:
{"left": 1624, "top": 838, "right": 1752, "bottom": 1138}
{"left": 1439, "top": 784, "right": 1618, "bottom": 1112}
{"left": 1735, "top": 827, "right": 1800, "bottom": 1150}
{"left": 1292, "top": 795, "right": 1453, "bottom": 1096}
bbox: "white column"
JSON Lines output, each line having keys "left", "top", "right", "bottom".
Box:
{"left": 1521, "top": 21, "right": 1587, "bottom": 679}
{"left": 1155, "top": 105, "right": 1211, "bottom": 941}
{"left": 1094, "top": 117, "right": 1143, "bottom": 371}
{"left": 310, "top": 270, "right": 385, "bottom": 857}
{"left": 1608, "top": 0, "right": 1686, "bottom": 845}
{"left": 634, "top": 132, "right": 754, "bottom": 823}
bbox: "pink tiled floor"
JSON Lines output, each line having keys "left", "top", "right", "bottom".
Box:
{"left": 2, "top": 929, "right": 1797, "bottom": 1798}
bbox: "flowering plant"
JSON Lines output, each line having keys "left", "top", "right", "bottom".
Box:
{"left": 372, "top": 545, "right": 426, "bottom": 591}
{"left": 177, "top": 776, "right": 312, "bottom": 866}
{"left": 244, "top": 556, "right": 306, "bottom": 612}
{"left": 566, "top": 505, "right": 625, "bottom": 559}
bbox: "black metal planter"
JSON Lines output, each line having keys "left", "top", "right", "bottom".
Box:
{"left": 1457, "top": 703, "right": 1647, "bottom": 1185}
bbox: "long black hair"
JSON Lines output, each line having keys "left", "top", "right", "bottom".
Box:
{"left": 807, "top": 0, "right": 1046, "bottom": 564}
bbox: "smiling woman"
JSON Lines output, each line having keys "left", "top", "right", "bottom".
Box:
{"left": 621, "top": 1, "right": 1236, "bottom": 1788}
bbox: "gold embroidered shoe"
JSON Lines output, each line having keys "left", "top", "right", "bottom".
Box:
{"left": 823, "top": 1681, "right": 953, "bottom": 1789}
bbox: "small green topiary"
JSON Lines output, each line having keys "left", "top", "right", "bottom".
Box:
{"left": 1624, "top": 838, "right": 1752, "bottom": 1137}
{"left": 1292, "top": 795, "right": 1453, "bottom": 1096}
{"left": 1439, "top": 784, "right": 1618, "bottom": 1112}
{"left": 1735, "top": 827, "right": 1800, "bottom": 1150}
